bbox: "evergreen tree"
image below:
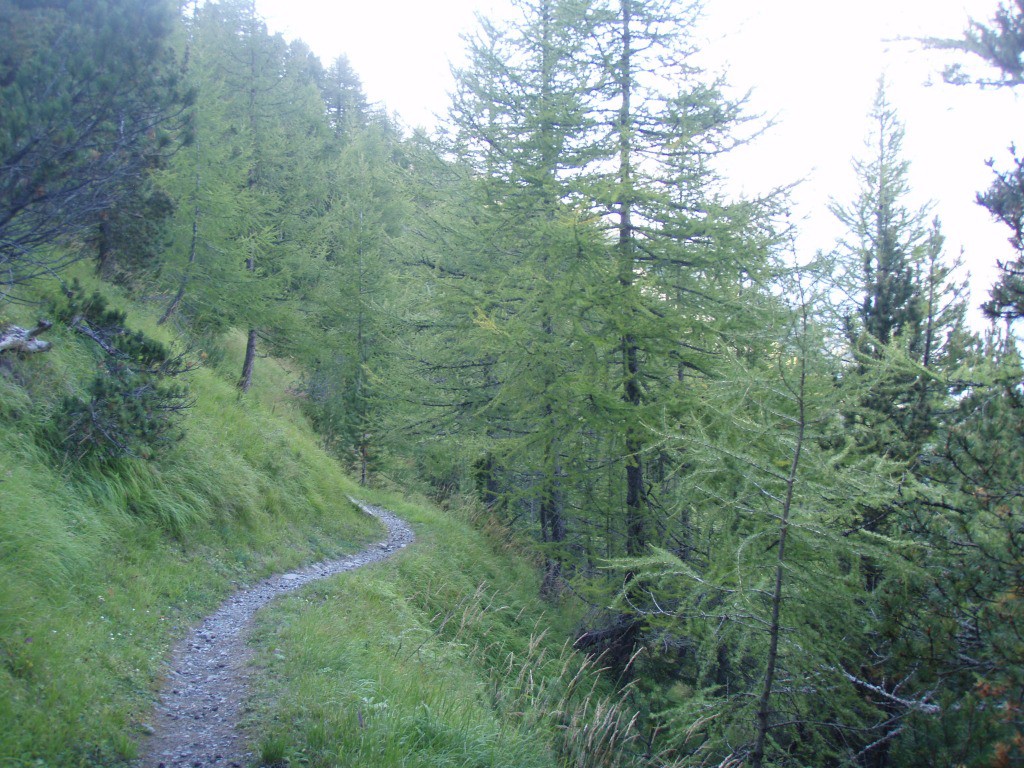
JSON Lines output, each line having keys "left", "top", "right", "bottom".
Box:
{"left": 564, "top": 0, "right": 780, "bottom": 673}
{"left": 890, "top": 332, "right": 1024, "bottom": 767}
{"left": 0, "top": 0, "right": 182, "bottom": 300}
{"left": 321, "top": 55, "right": 370, "bottom": 139}
{"left": 303, "top": 120, "right": 408, "bottom": 484}
{"left": 432, "top": 0, "right": 609, "bottom": 589}
{"left": 932, "top": 1, "right": 1024, "bottom": 323}
{"left": 156, "top": 0, "right": 328, "bottom": 392}
{"left": 830, "top": 80, "right": 930, "bottom": 359}
{"left": 829, "top": 80, "right": 971, "bottom": 457}
{"left": 619, "top": 273, "right": 911, "bottom": 766}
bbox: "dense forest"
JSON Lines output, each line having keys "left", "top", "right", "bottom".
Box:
{"left": 3, "top": 0, "right": 1024, "bottom": 765}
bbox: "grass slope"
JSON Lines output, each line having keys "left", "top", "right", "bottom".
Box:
{"left": 0, "top": 277, "right": 378, "bottom": 766}
{"left": 249, "top": 491, "right": 643, "bottom": 768}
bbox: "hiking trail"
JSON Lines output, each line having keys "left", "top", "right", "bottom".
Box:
{"left": 138, "top": 499, "right": 413, "bottom": 768}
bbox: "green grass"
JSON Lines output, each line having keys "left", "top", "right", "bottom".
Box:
{"left": 247, "top": 492, "right": 647, "bottom": 768}
{"left": 0, "top": 275, "right": 379, "bottom": 766}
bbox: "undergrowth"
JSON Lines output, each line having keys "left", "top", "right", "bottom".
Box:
{"left": 2, "top": 272, "right": 655, "bottom": 767}
{"left": 249, "top": 492, "right": 654, "bottom": 768}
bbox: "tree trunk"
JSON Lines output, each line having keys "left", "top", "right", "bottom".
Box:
{"left": 617, "top": 0, "right": 646, "bottom": 559}
{"left": 160, "top": 198, "right": 200, "bottom": 325}
{"left": 238, "top": 328, "right": 257, "bottom": 392}
{"left": 751, "top": 311, "right": 809, "bottom": 768}
{"left": 0, "top": 321, "right": 53, "bottom": 354}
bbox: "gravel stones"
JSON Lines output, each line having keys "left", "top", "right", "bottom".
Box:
{"left": 137, "top": 499, "right": 413, "bottom": 767}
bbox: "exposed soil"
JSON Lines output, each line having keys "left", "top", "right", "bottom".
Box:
{"left": 137, "top": 499, "right": 414, "bottom": 768}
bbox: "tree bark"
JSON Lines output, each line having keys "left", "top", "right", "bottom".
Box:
{"left": 238, "top": 328, "right": 257, "bottom": 392}
{"left": 617, "top": 0, "right": 647, "bottom": 559}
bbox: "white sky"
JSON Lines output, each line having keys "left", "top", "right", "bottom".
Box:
{"left": 255, "top": 0, "right": 1021, "bottom": 326}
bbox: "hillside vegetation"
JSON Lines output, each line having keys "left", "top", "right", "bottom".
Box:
{"left": 4, "top": 0, "right": 1024, "bottom": 765}
{"left": 0, "top": 275, "right": 641, "bottom": 767}
{"left": 0, "top": 274, "right": 378, "bottom": 764}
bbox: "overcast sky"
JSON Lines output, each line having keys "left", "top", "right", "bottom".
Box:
{"left": 254, "top": 0, "right": 1021, "bottom": 325}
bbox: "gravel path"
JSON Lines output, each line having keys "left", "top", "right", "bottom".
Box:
{"left": 137, "top": 498, "right": 414, "bottom": 768}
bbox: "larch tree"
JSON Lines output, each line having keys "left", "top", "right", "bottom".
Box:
{"left": 617, "top": 271, "right": 915, "bottom": 766}
{"left": 157, "top": 0, "right": 327, "bottom": 391}
{"left": 830, "top": 79, "right": 929, "bottom": 359}
{"left": 321, "top": 55, "right": 371, "bottom": 139}
{"left": 563, "top": 0, "right": 780, "bottom": 669}
{"left": 437, "top": 0, "right": 610, "bottom": 591}
{"left": 303, "top": 117, "right": 409, "bottom": 484}
{"left": 829, "top": 79, "right": 971, "bottom": 459}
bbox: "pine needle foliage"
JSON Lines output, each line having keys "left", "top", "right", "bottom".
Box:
{"left": 45, "top": 281, "right": 193, "bottom": 462}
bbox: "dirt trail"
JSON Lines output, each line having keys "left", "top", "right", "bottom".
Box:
{"left": 138, "top": 499, "right": 414, "bottom": 768}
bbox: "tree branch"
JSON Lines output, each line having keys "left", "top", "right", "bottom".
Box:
{"left": 0, "top": 320, "right": 53, "bottom": 354}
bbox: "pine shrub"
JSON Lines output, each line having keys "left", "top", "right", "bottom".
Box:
{"left": 46, "top": 282, "right": 193, "bottom": 461}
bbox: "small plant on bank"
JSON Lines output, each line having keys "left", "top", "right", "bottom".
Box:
{"left": 46, "top": 281, "right": 194, "bottom": 461}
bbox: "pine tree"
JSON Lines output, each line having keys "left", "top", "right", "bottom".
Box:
{"left": 0, "top": 0, "right": 182, "bottom": 300}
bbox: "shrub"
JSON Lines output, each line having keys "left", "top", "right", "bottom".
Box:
{"left": 46, "top": 282, "right": 193, "bottom": 461}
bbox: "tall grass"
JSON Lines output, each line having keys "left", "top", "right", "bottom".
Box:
{"left": 249, "top": 492, "right": 653, "bottom": 768}
{"left": 0, "top": 277, "right": 379, "bottom": 765}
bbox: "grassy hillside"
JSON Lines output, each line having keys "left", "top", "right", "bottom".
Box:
{"left": 0, "top": 276, "right": 645, "bottom": 768}
{"left": 249, "top": 491, "right": 642, "bottom": 768}
{"left": 0, "top": 275, "right": 379, "bottom": 765}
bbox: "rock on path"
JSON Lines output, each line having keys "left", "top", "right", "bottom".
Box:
{"left": 138, "top": 499, "right": 414, "bottom": 768}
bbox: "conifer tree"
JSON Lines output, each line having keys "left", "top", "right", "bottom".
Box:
{"left": 0, "top": 0, "right": 181, "bottom": 299}
{"left": 322, "top": 55, "right": 370, "bottom": 139}
{"left": 829, "top": 80, "right": 971, "bottom": 457}
{"left": 436, "top": 0, "right": 609, "bottom": 588}
{"left": 618, "top": 273, "right": 913, "bottom": 766}
{"left": 415, "top": 0, "right": 778, "bottom": 614}
{"left": 831, "top": 80, "right": 929, "bottom": 359}
{"left": 303, "top": 119, "right": 408, "bottom": 483}
{"left": 575, "top": 2, "right": 779, "bottom": 668}
{"left": 157, "top": 0, "right": 327, "bottom": 391}
{"left": 931, "top": 1, "right": 1024, "bottom": 323}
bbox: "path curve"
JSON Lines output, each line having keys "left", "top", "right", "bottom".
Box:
{"left": 138, "top": 499, "right": 414, "bottom": 768}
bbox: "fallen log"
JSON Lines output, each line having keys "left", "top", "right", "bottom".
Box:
{"left": 0, "top": 320, "right": 53, "bottom": 354}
